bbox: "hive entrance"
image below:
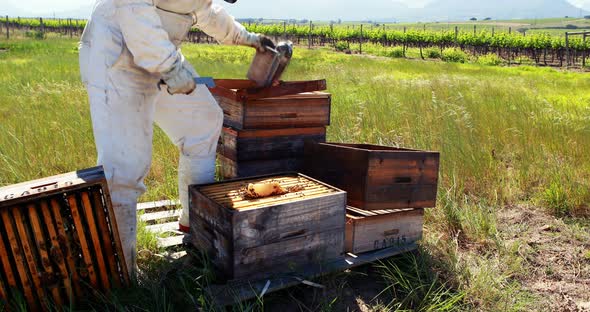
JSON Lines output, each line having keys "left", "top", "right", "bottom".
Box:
{"left": 199, "top": 175, "right": 338, "bottom": 211}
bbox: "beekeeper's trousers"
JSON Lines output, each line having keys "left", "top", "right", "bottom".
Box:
{"left": 84, "top": 84, "right": 222, "bottom": 274}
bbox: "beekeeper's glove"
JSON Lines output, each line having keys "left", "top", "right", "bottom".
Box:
{"left": 243, "top": 33, "right": 276, "bottom": 52}
{"left": 162, "top": 56, "right": 196, "bottom": 95}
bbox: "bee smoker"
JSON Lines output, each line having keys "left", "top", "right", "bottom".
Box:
{"left": 247, "top": 41, "right": 294, "bottom": 88}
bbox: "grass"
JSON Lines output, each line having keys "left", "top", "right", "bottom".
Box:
{"left": 0, "top": 37, "right": 589, "bottom": 310}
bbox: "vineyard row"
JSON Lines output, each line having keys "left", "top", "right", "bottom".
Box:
{"left": 1, "top": 17, "right": 589, "bottom": 67}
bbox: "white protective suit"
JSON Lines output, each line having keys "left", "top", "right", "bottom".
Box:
{"left": 79, "top": 0, "right": 258, "bottom": 274}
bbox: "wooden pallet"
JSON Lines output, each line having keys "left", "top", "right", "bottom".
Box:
{"left": 137, "top": 200, "right": 186, "bottom": 259}
{"left": 138, "top": 200, "right": 418, "bottom": 307}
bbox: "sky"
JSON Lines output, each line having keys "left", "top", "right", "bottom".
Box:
{"left": 4, "top": 0, "right": 590, "bottom": 18}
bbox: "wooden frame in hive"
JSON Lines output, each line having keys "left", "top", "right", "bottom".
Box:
{"left": 0, "top": 167, "right": 129, "bottom": 309}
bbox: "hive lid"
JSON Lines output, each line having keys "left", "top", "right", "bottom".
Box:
{"left": 209, "top": 79, "right": 327, "bottom": 101}
{"left": 196, "top": 173, "right": 343, "bottom": 212}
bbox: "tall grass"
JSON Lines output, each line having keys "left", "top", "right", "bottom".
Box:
{"left": 1, "top": 38, "right": 589, "bottom": 310}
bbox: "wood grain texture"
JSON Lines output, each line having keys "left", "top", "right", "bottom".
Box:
{"left": 49, "top": 198, "right": 83, "bottom": 298}
{"left": 218, "top": 126, "right": 326, "bottom": 162}
{"left": 39, "top": 200, "right": 74, "bottom": 301}
{"left": 12, "top": 207, "right": 46, "bottom": 307}
{"left": 68, "top": 195, "right": 99, "bottom": 290}
{"left": 205, "top": 242, "right": 418, "bottom": 307}
{"left": 27, "top": 204, "right": 62, "bottom": 305}
{"left": 304, "top": 142, "right": 440, "bottom": 210}
{"left": 0, "top": 166, "right": 107, "bottom": 207}
{"left": 234, "top": 229, "right": 344, "bottom": 279}
{"left": 210, "top": 79, "right": 327, "bottom": 102}
{"left": 1, "top": 209, "right": 38, "bottom": 310}
{"left": 345, "top": 207, "right": 424, "bottom": 254}
{"left": 0, "top": 168, "right": 129, "bottom": 307}
{"left": 218, "top": 154, "right": 304, "bottom": 179}
{"left": 189, "top": 173, "right": 346, "bottom": 281}
{"left": 91, "top": 190, "right": 121, "bottom": 288}
{"left": 214, "top": 92, "right": 331, "bottom": 130}
{"left": 80, "top": 192, "right": 110, "bottom": 291}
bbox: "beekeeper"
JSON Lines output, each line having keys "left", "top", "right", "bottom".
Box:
{"left": 79, "top": 0, "right": 275, "bottom": 274}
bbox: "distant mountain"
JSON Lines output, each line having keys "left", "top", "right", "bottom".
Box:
{"left": 416, "top": 0, "right": 589, "bottom": 20}
{"left": 222, "top": 0, "right": 410, "bottom": 21}
{"left": 222, "top": 0, "right": 589, "bottom": 22}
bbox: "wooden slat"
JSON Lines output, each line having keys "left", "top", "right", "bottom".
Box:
{"left": 140, "top": 209, "right": 181, "bottom": 222}
{"left": 0, "top": 209, "right": 38, "bottom": 310}
{"left": 236, "top": 80, "right": 327, "bottom": 100}
{"left": 67, "top": 194, "right": 99, "bottom": 290}
{"left": 218, "top": 126, "right": 326, "bottom": 162}
{"left": 80, "top": 192, "right": 110, "bottom": 291}
{"left": 0, "top": 275, "right": 7, "bottom": 304}
{"left": 0, "top": 166, "right": 106, "bottom": 207}
{"left": 91, "top": 191, "right": 121, "bottom": 288}
{"left": 0, "top": 219, "right": 18, "bottom": 294}
{"left": 11, "top": 207, "right": 46, "bottom": 307}
{"left": 136, "top": 200, "right": 180, "bottom": 211}
{"left": 206, "top": 243, "right": 418, "bottom": 307}
{"left": 27, "top": 204, "right": 62, "bottom": 305}
{"left": 146, "top": 222, "right": 179, "bottom": 234}
{"left": 346, "top": 208, "right": 424, "bottom": 254}
{"left": 49, "top": 198, "right": 82, "bottom": 297}
{"left": 39, "top": 200, "right": 74, "bottom": 301}
{"left": 157, "top": 235, "right": 184, "bottom": 248}
{"left": 234, "top": 229, "right": 344, "bottom": 279}
{"left": 213, "top": 79, "right": 258, "bottom": 90}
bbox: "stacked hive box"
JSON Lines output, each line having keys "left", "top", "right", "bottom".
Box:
{"left": 211, "top": 80, "right": 331, "bottom": 179}
{"left": 189, "top": 173, "right": 347, "bottom": 281}
{"left": 304, "top": 143, "right": 440, "bottom": 254}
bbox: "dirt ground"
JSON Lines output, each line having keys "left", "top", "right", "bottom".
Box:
{"left": 498, "top": 206, "right": 590, "bottom": 312}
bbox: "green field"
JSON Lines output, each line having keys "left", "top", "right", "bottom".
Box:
{"left": 1, "top": 38, "right": 589, "bottom": 311}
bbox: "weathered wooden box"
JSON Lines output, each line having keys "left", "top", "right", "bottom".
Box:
{"left": 218, "top": 127, "right": 326, "bottom": 162}
{"left": 218, "top": 155, "right": 304, "bottom": 180}
{"left": 189, "top": 173, "right": 346, "bottom": 280}
{"left": 217, "top": 126, "right": 326, "bottom": 179}
{"left": 210, "top": 79, "right": 331, "bottom": 130}
{"left": 346, "top": 206, "right": 424, "bottom": 254}
{"left": 304, "top": 143, "right": 440, "bottom": 210}
{"left": 0, "top": 167, "right": 129, "bottom": 309}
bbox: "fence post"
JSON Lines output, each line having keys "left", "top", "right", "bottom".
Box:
{"left": 308, "top": 20, "right": 312, "bottom": 49}
{"left": 283, "top": 21, "right": 286, "bottom": 38}
{"left": 403, "top": 26, "right": 407, "bottom": 56}
{"left": 359, "top": 24, "right": 363, "bottom": 54}
{"left": 583, "top": 33, "right": 587, "bottom": 67}
{"left": 492, "top": 27, "right": 495, "bottom": 37}
{"left": 40, "top": 17, "right": 44, "bottom": 35}
{"left": 454, "top": 26, "right": 458, "bottom": 43}
{"left": 509, "top": 27, "right": 512, "bottom": 34}
{"left": 565, "top": 32, "right": 570, "bottom": 67}
{"left": 473, "top": 25, "right": 476, "bottom": 35}
{"left": 5, "top": 16, "right": 9, "bottom": 40}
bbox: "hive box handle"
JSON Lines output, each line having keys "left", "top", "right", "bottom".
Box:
{"left": 394, "top": 177, "right": 412, "bottom": 183}
{"left": 384, "top": 229, "right": 400, "bottom": 236}
{"left": 30, "top": 182, "right": 59, "bottom": 190}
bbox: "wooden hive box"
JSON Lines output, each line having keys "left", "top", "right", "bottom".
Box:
{"left": 0, "top": 167, "right": 129, "bottom": 309}
{"left": 304, "top": 143, "right": 440, "bottom": 210}
{"left": 210, "top": 79, "right": 331, "bottom": 130}
{"left": 346, "top": 206, "right": 424, "bottom": 254}
{"left": 189, "top": 173, "right": 346, "bottom": 281}
{"left": 217, "top": 126, "right": 326, "bottom": 179}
